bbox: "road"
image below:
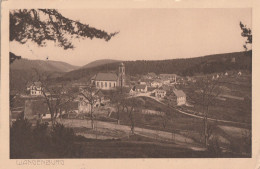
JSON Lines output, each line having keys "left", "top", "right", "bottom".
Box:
{"left": 60, "top": 119, "right": 205, "bottom": 151}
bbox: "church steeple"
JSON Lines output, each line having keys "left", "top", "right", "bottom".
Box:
{"left": 118, "top": 62, "right": 125, "bottom": 87}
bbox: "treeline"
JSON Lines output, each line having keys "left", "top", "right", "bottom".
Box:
{"left": 10, "top": 51, "right": 252, "bottom": 89}
{"left": 60, "top": 51, "right": 251, "bottom": 81}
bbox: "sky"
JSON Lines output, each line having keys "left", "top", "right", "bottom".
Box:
{"left": 10, "top": 8, "right": 252, "bottom": 66}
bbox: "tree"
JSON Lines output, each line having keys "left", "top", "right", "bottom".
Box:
{"left": 240, "top": 21, "right": 252, "bottom": 51}
{"left": 33, "top": 69, "right": 78, "bottom": 126}
{"left": 123, "top": 97, "right": 145, "bottom": 134}
{"left": 10, "top": 9, "right": 119, "bottom": 61}
{"left": 80, "top": 85, "right": 100, "bottom": 129}
{"left": 191, "top": 76, "right": 221, "bottom": 147}
{"left": 108, "top": 87, "right": 127, "bottom": 124}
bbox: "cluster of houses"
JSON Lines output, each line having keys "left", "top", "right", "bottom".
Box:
{"left": 22, "top": 63, "right": 188, "bottom": 121}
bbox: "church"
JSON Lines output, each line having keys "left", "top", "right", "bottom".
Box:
{"left": 91, "top": 63, "right": 125, "bottom": 90}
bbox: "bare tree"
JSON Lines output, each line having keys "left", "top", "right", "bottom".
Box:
{"left": 79, "top": 85, "right": 100, "bottom": 129}
{"left": 192, "top": 76, "right": 221, "bottom": 147}
{"left": 123, "top": 97, "right": 145, "bottom": 134}
{"left": 109, "top": 88, "right": 127, "bottom": 125}
{"left": 33, "top": 69, "right": 78, "bottom": 126}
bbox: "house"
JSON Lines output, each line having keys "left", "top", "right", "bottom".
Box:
{"left": 162, "top": 79, "right": 170, "bottom": 85}
{"left": 151, "top": 80, "right": 163, "bottom": 88}
{"left": 132, "top": 84, "right": 148, "bottom": 93}
{"left": 26, "top": 81, "right": 43, "bottom": 96}
{"left": 138, "top": 81, "right": 147, "bottom": 85}
{"left": 173, "top": 90, "right": 186, "bottom": 106}
{"left": 225, "top": 72, "right": 228, "bottom": 76}
{"left": 159, "top": 74, "right": 177, "bottom": 83}
{"left": 91, "top": 63, "right": 125, "bottom": 90}
{"left": 78, "top": 90, "right": 105, "bottom": 114}
{"left": 145, "top": 72, "right": 157, "bottom": 79}
{"left": 154, "top": 89, "right": 166, "bottom": 98}
{"left": 238, "top": 71, "right": 242, "bottom": 76}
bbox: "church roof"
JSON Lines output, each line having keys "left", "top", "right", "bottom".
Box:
{"left": 95, "top": 73, "right": 118, "bottom": 81}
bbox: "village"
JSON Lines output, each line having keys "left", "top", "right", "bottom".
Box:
{"left": 10, "top": 60, "right": 252, "bottom": 158}
{"left": 8, "top": 8, "right": 252, "bottom": 159}
{"left": 12, "top": 62, "right": 246, "bottom": 122}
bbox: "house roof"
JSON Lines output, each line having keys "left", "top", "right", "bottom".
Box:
{"left": 94, "top": 73, "right": 118, "bottom": 81}
{"left": 27, "top": 81, "right": 42, "bottom": 88}
{"left": 173, "top": 90, "right": 186, "bottom": 97}
{"left": 155, "top": 89, "right": 166, "bottom": 93}
{"left": 147, "top": 72, "right": 157, "bottom": 77}
{"left": 135, "top": 84, "right": 147, "bottom": 90}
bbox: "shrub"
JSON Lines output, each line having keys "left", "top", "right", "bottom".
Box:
{"left": 10, "top": 113, "right": 33, "bottom": 158}
{"left": 32, "top": 121, "right": 50, "bottom": 151}
{"left": 207, "top": 136, "right": 222, "bottom": 157}
{"left": 50, "top": 123, "right": 83, "bottom": 157}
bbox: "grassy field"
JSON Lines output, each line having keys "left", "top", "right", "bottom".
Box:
{"left": 29, "top": 134, "right": 247, "bottom": 158}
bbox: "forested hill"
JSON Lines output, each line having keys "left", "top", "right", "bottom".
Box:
{"left": 58, "top": 51, "right": 251, "bottom": 81}
{"left": 11, "top": 57, "right": 79, "bottom": 72}
{"left": 81, "top": 59, "right": 121, "bottom": 69}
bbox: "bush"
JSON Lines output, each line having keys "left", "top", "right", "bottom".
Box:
{"left": 50, "top": 123, "right": 83, "bottom": 157}
{"left": 10, "top": 114, "right": 33, "bottom": 158}
{"left": 11, "top": 115, "right": 84, "bottom": 158}
{"left": 207, "top": 136, "right": 222, "bottom": 157}
{"left": 32, "top": 121, "right": 50, "bottom": 151}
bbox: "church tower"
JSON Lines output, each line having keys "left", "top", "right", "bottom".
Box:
{"left": 118, "top": 62, "right": 125, "bottom": 87}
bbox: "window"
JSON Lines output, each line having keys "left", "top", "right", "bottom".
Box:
{"left": 105, "top": 82, "right": 107, "bottom": 87}
{"left": 101, "top": 82, "right": 103, "bottom": 88}
{"left": 97, "top": 82, "right": 99, "bottom": 87}
{"left": 109, "top": 82, "right": 111, "bottom": 88}
{"left": 114, "top": 83, "right": 116, "bottom": 87}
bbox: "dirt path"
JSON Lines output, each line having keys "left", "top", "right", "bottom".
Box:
{"left": 134, "top": 95, "right": 249, "bottom": 126}
{"left": 60, "top": 119, "right": 205, "bottom": 151}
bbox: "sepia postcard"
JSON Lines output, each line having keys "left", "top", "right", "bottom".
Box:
{"left": 1, "top": 0, "right": 260, "bottom": 169}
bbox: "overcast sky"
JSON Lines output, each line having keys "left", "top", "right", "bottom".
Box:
{"left": 10, "top": 8, "right": 251, "bottom": 66}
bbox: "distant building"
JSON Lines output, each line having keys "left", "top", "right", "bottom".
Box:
{"left": 173, "top": 90, "right": 186, "bottom": 106}
{"left": 151, "top": 80, "right": 163, "bottom": 88}
{"left": 91, "top": 63, "right": 125, "bottom": 90}
{"left": 145, "top": 72, "right": 157, "bottom": 79}
{"left": 154, "top": 89, "right": 166, "bottom": 98}
{"left": 225, "top": 72, "right": 228, "bottom": 76}
{"left": 159, "top": 74, "right": 177, "bottom": 82}
{"left": 138, "top": 81, "right": 147, "bottom": 85}
{"left": 238, "top": 71, "right": 242, "bottom": 76}
{"left": 231, "top": 57, "right": 236, "bottom": 63}
{"left": 26, "top": 81, "right": 43, "bottom": 96}
{"left": 132, "top": 84, "right": 148, "bottom": 93}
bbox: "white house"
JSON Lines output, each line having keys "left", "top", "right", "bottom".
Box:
{"left": 238, "top": 71, "right": 242, "bottom": 76}
{"left": 154, "top": 89, "right": 166, "bottom": 98}
{"left": 132, "top": 84, "right": 148, "bottom": 93}
{"left": 151, "top": 80, "right": 163, "bottom": 88}
{"left": 173, "top": 90, "right": 186, "bottom": 106}
{"left": 26, "top": 81, "right": 43, "bottom": 96}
